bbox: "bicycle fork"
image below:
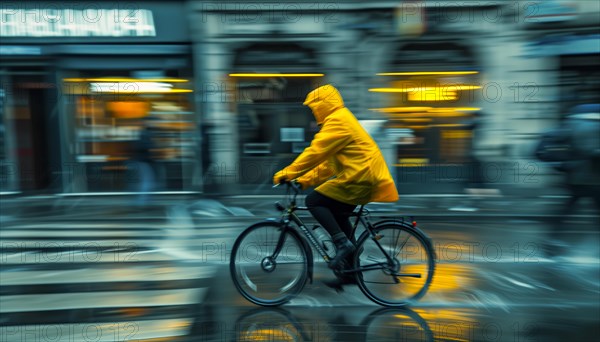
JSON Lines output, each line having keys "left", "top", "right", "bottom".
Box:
{"left": 266, "top": 220, "right": 315, "bottom": 284}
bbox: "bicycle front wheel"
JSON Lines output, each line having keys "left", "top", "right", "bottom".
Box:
{"left": 230, "top": 222, "right": 308, "bottom": 306}
{"left": 355, "top": 223, "right": 435, "bottom": 307}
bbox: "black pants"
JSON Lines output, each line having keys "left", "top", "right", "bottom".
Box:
{"left": 305, "top": 190, "right": 357, "bottom": 242}
{"left": 550, "top": 184, "right": 600, "bottom": 241}
{"left": 564, "top": 185, "right": 600, "bottom": 214}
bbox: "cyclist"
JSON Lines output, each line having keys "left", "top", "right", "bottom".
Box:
{"left": 273, "top": 84, "right": 399, "bottom": 288}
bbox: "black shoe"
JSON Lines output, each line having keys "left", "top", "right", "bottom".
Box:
{"left": 338, "top": 274, "right": 357, "bottom": 285}
{"left": 328, "top": 239, "right": 356, "bottom": 270}
{"left": 322, "top": 278, "right": 345, "bottom": 293}
{"left": 322, "top": 275, "right": 357, "bottom": 293}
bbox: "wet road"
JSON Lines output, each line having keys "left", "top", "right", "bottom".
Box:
{"left": 1, "top": 204, "right": 598, "bottom": 341}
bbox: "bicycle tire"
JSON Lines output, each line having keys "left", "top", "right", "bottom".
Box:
{"left": 233, "top": 307, "right": 310, "bottom": 342}
{"left": 230, "top": 221, "right": 309, "bottom": 306}
{"left": 354, "top": 223, "right": 435, "bottom": 307}
{"left": 361, "top": 307, "right": 434, "bottom": 341}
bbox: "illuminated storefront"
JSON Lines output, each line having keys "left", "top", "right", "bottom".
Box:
{"left": 371, "top": 42, "right": 482, "bottom": 187}
{"left": 62, "top": 76, "right": 196, "bottom": 192}
{"left": 0, "top": 1, "right": 198, "bottom": 194}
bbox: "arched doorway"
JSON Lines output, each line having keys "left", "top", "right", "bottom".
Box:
{"left": 229, "top": 43, "right": 325, "bottom": 186}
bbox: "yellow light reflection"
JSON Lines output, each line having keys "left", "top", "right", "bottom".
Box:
{"left": 241, "top": 329, "right": 295, "bottom": 341}
{"left": 229, "top": 73, "right": 324, "bottom": 77}
{"left": 377, "top": 71, "right": 479, "bottom": 76}
{"left": 397, "top": 158, "right": 429, "bottom": 166}
{"left": 442, "top": 130, "right": 472, "bottom": 139}
{"left": 412, "top": 309, "right": 477, "bottom": 342}
{"left": 429, "top": 264, "right": 473, "bottom": 292}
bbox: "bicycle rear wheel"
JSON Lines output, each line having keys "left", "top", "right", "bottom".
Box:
{"left": 230, "top": 222, "right": 308, "bottom": 306}
{"left": 355, "top": 223, "right": 435, "bottom": 307}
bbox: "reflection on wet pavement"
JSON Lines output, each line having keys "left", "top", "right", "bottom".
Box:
{"left": 1, "top": 214, "right": 598, "bottom": 341}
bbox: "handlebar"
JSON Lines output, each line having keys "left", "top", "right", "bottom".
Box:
{"left": 272, "top": 179, "right": 301, "bottom": 192}
{"left": 273, "top": 180, "right": 302, "bottom": 209}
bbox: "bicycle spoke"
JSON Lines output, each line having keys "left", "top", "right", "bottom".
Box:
{"left": 355, "top": 223, "right": 434, "bottom": 306}
{"left": 394, "top": 235, "right": 411, "bottom": 259}
{"left": 358, "top": 263, "right": 389, "bottom": 271}
{"left": 231, "top": 223, "right": 308, "bottom": 306}
{"left": 391, "top": 227, "right": 401, "bottom": 257}
{"left": 367, "top": 255, "right": 382, "bottom": 262}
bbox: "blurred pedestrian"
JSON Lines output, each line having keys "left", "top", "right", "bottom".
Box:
{"left": 130, "top": 116, "right": 158, "bottom": 207}
{"left": 273, "top": 84, "right": 398, "bottom": 290}
{"left": 452, "top": 111, "right": 500, "bottom": 211}
{"left": 559, "top": 105, "right": 600, "bottom": 213}
{"left": 537, "top": 104, "right": 600, "bottom": 255}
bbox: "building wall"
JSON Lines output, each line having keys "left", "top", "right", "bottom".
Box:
{"left": 191, "top": 0, "right": 596, "bottom": 191}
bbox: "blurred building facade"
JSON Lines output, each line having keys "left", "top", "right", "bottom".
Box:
{"left": 1, "top": 0, "right": 599, "bottom": 195}
{"left": 1, "top": 0, "right": 200, "bottom": 194}
{"left": 194, "top": 0, "right": 600, "bottom": 193}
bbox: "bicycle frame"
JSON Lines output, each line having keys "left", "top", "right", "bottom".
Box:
{"left": 230, "top": 182, "right": 436, "bottom": 307}
{"left": 274, "top": 206, "right": 331, "bottom": 262}
{"left": 273, "top": 182, "right": 401, "bottom": 271}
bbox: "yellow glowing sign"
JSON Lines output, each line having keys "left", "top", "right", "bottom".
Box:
{"left": 369, "top": 86, "right": 481, "bottom": 92}
{"left": 408, "top": 88, "right": 456, "bottom": 101}
{"left": 370, "top": 107, "right": 432, "bottom": 113}
{"left": 228, "top": 73, "right": 324, "bottom": 77}
{"left": 369, "top": 85, "right": 482, "bottom": 102}
{"left": 377, "top": 71, "right": 479, "bottom": 76}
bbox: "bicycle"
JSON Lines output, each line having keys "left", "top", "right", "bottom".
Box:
{"left": 230, "top": 181, "right": 436, "bottom": 307}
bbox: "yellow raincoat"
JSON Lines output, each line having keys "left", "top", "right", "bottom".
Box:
{"left": 273, "top": 84, "right": 399, "bottom": 205}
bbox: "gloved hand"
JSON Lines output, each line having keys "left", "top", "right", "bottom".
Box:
{"left": 292, "top": 179, "right": 305, "bottom": 190}
{"left": 273, "top": 169, "right": 289, "bottom": 185}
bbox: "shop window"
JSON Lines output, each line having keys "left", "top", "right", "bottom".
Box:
{"left": 372, "top": 42, "right": 480, "bottom": 166}
{"left": 371, "top": 72, "right": 480, "bottom": 165}
{"left": 63, "top": 75, "right": 196, "bottom": 191}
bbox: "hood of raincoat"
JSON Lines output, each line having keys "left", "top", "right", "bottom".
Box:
{"left": 274, "top": 84, "right": 399, "bottom": 205}
{"left": 303, "top": 84, "right": 345, "bottom": 124}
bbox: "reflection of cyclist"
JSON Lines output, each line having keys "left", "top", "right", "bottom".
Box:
{"left": 273, "top": 84, "right": 399, "bottom": 286}
{"left": 232, "top": 306, "right": 433, "bottom": 342}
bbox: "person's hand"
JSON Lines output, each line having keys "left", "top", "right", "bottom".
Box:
{"left": 292, "top": 179, "right": 305, "bottom": 190}
{"left": 273, "top": 169, "right": 288, "bottom": 185}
